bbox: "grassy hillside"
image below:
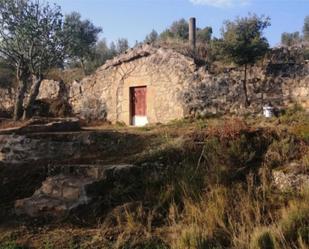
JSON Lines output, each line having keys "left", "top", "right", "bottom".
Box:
{"left": 1, "top": 107, "right": 309, "bottom": 249}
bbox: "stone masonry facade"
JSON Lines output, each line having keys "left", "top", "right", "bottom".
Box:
{"left": 68, "top": 44, "right": 198, "bottom": 124}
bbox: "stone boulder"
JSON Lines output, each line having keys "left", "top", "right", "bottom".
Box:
{"left": 37, "top": 80, "right": 63, "bottom": 100}
{"left": 272, "top": 163, "right": 309, "bottom": 191}
{"left": 15, "top": 164, "right": 136, "bottom": 217}
{"left": 0, "top": 88, "right": 14, "bottom": 117}
{"left": 15, "top": 175, "right": 94, "bottom": 217}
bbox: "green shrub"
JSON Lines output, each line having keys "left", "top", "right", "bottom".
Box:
{"left": 280, "top": 104, "right": 309, "bottom": 125}
{"left": 279, "top": 201, "right": 309, "bottom": 247}
{"left": 264, "top": 136, "right": 300, "bottom": 168}
{"left": 0, "top": 242, "right": 26, "bottom": 249}
{"left": 303, "top": 47, "right": 309, "bottom": 60}
{"left": 174, "top": 226, "right": 222, "bottom": 249}
{"left": 122, "top": 241, "right": 169, "bottom": 249}
{"left": 250, "top": 228, "right": 276, "bottom": 249}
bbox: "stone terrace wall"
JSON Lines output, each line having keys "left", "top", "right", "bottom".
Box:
{"left": 183, "top": 60, "right": 309, "bottom": 117}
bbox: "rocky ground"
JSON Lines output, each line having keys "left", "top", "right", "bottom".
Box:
{"left": 0, "top": 110, "right": 309, "bottom": 249}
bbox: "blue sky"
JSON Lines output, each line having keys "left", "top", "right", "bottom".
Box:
{"left": 52, "top": 0, "right": 309, "bottom": 47}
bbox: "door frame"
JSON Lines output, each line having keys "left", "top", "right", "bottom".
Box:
{"left": 129, "top": 86, "right": 147, "bottom": 126}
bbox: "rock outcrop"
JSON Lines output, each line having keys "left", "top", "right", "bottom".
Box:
{"left": 0, "top": 87, "right": 14, "bottom": 117}
{"left": 37, "top": 79, "right": 66, "bottom": 100}
{"left": 272, "top": 161, "right": 309, "bottom": 191}
{"left": 273, "top": 170, "right": 309, "bottom": 191}
{"left": 15, "top": 164, "right": 136, "bottom": 217}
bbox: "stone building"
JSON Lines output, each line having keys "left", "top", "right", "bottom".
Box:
{"left": 66, "top": 17, "right": 202, "bottom": 126}
{"left": 68, "top": 45, "right": 199, "bottom": 126}
{"left": 65, "top": 44, "right": 309, "bottom": 125}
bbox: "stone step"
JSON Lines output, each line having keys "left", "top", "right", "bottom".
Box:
{"left": 39, "top": 175, "right": 94, "bottom": 200}
{"left": 47, "top": 164, "right": 134, "bottom": 180}
{"left": 15, "top": 175, "right": 93, "bottom": 217}
{"left": 15, "top": 163, "right": 137, "bottom": 217}
{"left": 0, "top": 117, "right": 81, "bottom": 135}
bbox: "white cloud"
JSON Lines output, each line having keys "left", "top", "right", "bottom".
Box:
{"left": 189, "top": 0, "right": 250, "bottom": 8}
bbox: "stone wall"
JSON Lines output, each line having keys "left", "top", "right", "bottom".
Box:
{"left": 0, "top": 79, "right": 68, "bottom": 118}
{"left": 68, "top": 45, "right": 198, "bottom": 124}
{"left": 0, "top": 87, "right": 14, "bottom": 117}
{"left": 183, "top": 62, "right": 309, "bottom": 116}
{"left": 37, "top": 79, "right": 67, "bottom": 100}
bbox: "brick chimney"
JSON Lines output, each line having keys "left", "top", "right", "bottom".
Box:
{"left": 189, "top": 17, "right": 196, "bottom": 49}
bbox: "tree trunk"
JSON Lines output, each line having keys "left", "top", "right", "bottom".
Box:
{"left": 243, "top": 64, "right": 250, "bottom": 107}
{"left": 13, "top": 77, "right": 27, "bottom": 121}
{"left": 23, "top": 75, "right": 43, "bottom": 120}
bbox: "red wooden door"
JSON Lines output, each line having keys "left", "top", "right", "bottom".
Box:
{"left": 131, "top": 86, "right": 147, "bottom": 117}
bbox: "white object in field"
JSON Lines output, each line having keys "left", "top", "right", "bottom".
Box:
{"left": 132, "top": 116, "right": 148, "bottom": 126}
{"left": 263, "top": 105, "right": 274, "bottom": 118}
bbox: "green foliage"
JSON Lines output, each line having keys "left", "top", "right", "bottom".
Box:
{"left": 303, "top": 47, "right": 309, "bottom": 60}
{"left": 122, "top": 241, "right": 169, "bottom": 249}
{"left": 159, "top": 29, "right": 175, "bottom": 41}
{"left": 208, "top": 38, "right": 225, "bottom": 62}
{"left": 303, "top": 16, "right": 309, "bottom": 41}
{"left": 176, "top": 227, "right": 219, "bottom": 249}
{"left": 169, "top": 18, "right": 189, "bottom": 40}
{"left": 220, "top": 13, "right": 270, "bottom": 106}
{"left": 115, "top": 38, "right": 129, "bottom": 54}
{"left": 0, "top": 59, "right": 14, "bottom": 88}
{"left": 221, "top": 14, "right": 270, "bottom": 66}
{"left": 160, "top": 18, "right": 189, "bottom": 41}
{"left": 0, "top": 0, "right": 64, "bottom": 74}
{"left": 63, "top": 11, "right": 102, "bottom": 73}
{"left": 43, "top": 240, "right": 54, "bottom": 249}
{"left": 196, "top": 27, "right": 213, "bottom": 43}
{"left": 281, "top": 32, "right": 301, "bottom": 46}
{"left": 0, "top": 0, "right": 66, "bottom": 119}
{"left": 228, "top": 134, "right": 257, "bottom": 167}
{"left": 279, "top": 199, "right": 309, "bottom": 247}
{"left": 250, "top": 228, "right": 276, "bottom": 249}
{"left": 279, "top": 104, "right": 308, "bottom": 125}
{"left": 85, "top": 39, "right": 117, "bottom": 73}
{"left": 144, "top": 30, "right": 159, "bottom": 44}
{"left": 0, "top": 242, "right": 25, "bottom": 249}
{"left": 159, "top": 18, "right": 213, "bottom": 45}
{"left": 265, "top": 136, "right": 300, "bottom": 168}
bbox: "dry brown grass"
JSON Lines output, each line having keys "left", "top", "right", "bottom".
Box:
{"left": 1, "top": 114, "right": 309, "bottom": 249}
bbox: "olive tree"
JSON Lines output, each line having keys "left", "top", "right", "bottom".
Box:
{"left": 0, "top": 0, "right": 64, "bottom": 120}
{"left": 115, "top": 38, "right": 129, "bottom": 54}
{"left": 197, "top": 27, "right": 213, "bottom": 43}
{"left": 144, "top": 29, "right": 159, "bottom": 44}
{"left": 221, "top": 14, "right": 270, "bottom": 106}
{"left": 63, "top": 12, "right": 102, "bottom": 75}
{"left": 159, "top": 19, "right": 189, "bottom": 41}
{"left": 281, "top": 32, "right": 301, "bottom": 46}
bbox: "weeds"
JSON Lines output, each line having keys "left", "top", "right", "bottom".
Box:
{"left": 3, "top": 116, "right": 309, "bottom": 249}
{"left": 0, "top": 242, "right": 26, "bottom": 249}
{"left": 250, "top": 227, "right": 276, "bottom": 249}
